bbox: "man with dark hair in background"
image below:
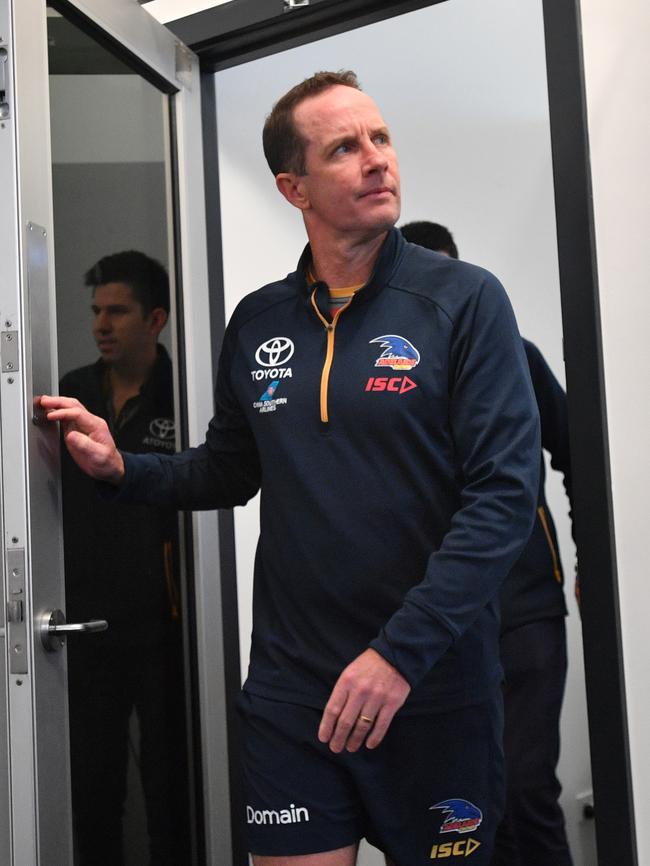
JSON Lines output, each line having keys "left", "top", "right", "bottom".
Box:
{"left": 60, "top": 250, "right": 189, "bottom": 866}
{"left": 400, "top": 220, "right": 574, "bottom": 866}
{"left": 398, "top": 221, "right": 459, "bottom": 260}
{"left": 44, "top": 73, "right": 541, "bottom": 866}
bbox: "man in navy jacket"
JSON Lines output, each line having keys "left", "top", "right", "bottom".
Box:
{"left": 44, "top": 71, "right": 540, "bottom": 866}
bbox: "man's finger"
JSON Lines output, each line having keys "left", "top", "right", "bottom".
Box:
{"left": 43, "top": 407, "right": 86, "bottom": 425}
{"left": 317, "top": 689, "right": 348, "bottom": 743}
{"left": 343, "top": 704, "right": 382, "bottom": 753}
{"left": 365, "top": 704, "right": 396, "bottom": 750}
{"left": 327, "top": 700, "right": 364, "bottom": 754}
{"left": 40, "top": 395, "right": 80, "bottom": 411}
{"left": 65, "top": 429, "right": 100, "bottom": 453}
{"left": 318, "top": 683, "right": 368, "bottom": 753}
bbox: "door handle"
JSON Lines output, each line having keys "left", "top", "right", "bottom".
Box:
{"left": 40, "top": 609, "right": 108, "bottom": 652}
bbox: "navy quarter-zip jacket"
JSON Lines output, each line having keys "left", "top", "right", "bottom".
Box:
{"left": 114, "top": 229, "right": 540, "bottom": 713}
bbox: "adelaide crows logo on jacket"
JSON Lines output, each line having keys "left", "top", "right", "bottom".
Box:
{"left": 370, "top": 335, "right": 420, "bottom": 370}
{"left": 366, "top": 335, "right": 420, "bottom": 394}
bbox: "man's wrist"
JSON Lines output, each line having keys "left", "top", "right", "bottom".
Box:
{"left": 107, "top": 451, "right": 126, "bottom": 486}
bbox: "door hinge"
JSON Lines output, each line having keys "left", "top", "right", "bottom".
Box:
{"left": 6, "top": 548, "right": 28, "bottom": 675}
{"left": 175, "top": 41, "right": 193, "bottom": 89}
{"left": 0, "top": 44, "right": 10, "bottom": 120}
{"left": 1, "top": 330, "right": 19, "bottom": 373}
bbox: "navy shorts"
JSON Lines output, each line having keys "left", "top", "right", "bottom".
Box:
{"left": 237, "top": 689, "right": 504, "bottom": 864}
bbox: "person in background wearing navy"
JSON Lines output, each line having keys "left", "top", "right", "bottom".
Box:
{"left": 400, "top": 221, "right": 574, "bottom": 866}
{"left": 59, "top": 251, "right": 189, "bottom": 866}
{"left": 43, "top": 72, "right": 541, "bottom": 866}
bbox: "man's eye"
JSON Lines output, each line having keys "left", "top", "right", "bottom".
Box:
{"left": 374, "top": 133, "right": 388, "bottom": 145}
{"left": 334, "top": 142, "right": 352, "bottom": 155}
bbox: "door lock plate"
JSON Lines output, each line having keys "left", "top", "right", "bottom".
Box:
{"left": 1, "top": 330, "right": 19, "bottom": 373}
{"left": 6, "top": 547, "right": 28, "bottom": 674}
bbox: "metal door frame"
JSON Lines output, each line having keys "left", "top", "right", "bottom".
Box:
{"left": 163, "top": 1, "right": 636, "bottom": 864}
{"left": 1, "top": 2, "right": 72, "bottom": 860}
{"left": 1, "top": 0, "right": 230, "bottom": 862}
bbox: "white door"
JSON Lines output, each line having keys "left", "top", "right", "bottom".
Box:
{"left": 0, "top": 1, "right": 223, "bottom": 863}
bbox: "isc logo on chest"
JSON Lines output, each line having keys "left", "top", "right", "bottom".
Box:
{"left": 365, "top": 376, "right": 417, "bottom": 394}
{"left": 430, "top": 838, "right": 481, "bottom": 859}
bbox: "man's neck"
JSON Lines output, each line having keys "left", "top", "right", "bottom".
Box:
{"left": 107, "top": 345, "right": 158, "bottom": 395}
{"left": 309, "top": 229, "right": 388, "bottom": 288}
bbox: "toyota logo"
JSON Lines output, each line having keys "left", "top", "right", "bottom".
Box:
{"left": 149, "top": 418, "right": 175, "bottom": 440}
{"left": 255, "top": 337, "right": 295, "bottom": 367}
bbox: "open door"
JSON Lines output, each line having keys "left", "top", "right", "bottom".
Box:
{"left": 0, "top": 1, "right": 223, "bottom": 864}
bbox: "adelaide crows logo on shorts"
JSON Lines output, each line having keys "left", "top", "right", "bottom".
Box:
{"left": 370, "top": 335, "right": 420, "bottom": 371}
{"left": 430, "top": 799, "right": 483, "bottom": 834}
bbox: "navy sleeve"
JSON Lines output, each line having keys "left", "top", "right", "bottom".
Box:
{"left": 370, "top": 275, "right": 541, "bottom": 686}
{"left": 524, "top": 339, "right": 573, "bottom": 514}
{"left": 108, "top": 323, "right": 261, "bottom": 511}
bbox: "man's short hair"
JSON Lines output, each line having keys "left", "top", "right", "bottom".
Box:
{"left": 400, "top": 221, "right": 459, "bottom": 259}
{"left": 262, "top": 70, "right": 361, "bottom": 177}
{"left": 84, "top": 250, "right": 170, "bottom": 316}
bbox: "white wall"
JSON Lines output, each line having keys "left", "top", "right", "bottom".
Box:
{"left": 579, "top": 2, "right": 650, "bottom": 863}
{"left": 50, "top": 75, "right": 172, "bottom": 376}
{"left": 49, "top": 75, "right": 166, "bottom": 164}
{"left": 214, "top": 1, "right": 595, "bottom": 863}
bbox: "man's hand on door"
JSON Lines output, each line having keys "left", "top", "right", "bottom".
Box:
{"left": 40, "top": 395, "right": 125, "bottom": 485}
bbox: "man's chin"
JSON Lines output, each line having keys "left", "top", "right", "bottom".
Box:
{"left": 97, "top": 348, "right": 118, "bottom": 362}
{"left": 361, "top": 200, "right": 400, "bottom": 231}
{"left": 362, "top": 211, "right": 400, "bottom": 236}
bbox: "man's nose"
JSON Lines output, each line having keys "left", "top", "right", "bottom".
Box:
{"left": 362, "top": 140, "right": 389, "bottom": 174}
{"left": 94, "top": 312, "right": 111, "bottom": 332}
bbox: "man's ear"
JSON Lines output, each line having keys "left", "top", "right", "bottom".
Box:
{"left": 275, "top": 172, "right": 310, "bottom": 211}
{"left": 148, "top": 307, "right": 168, "bottom": 337}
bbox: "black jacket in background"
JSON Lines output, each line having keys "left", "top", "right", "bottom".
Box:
{"left": 500, "top": 339, "right": 573, "bottom": 632}
{"left": 60, "top": 345, "right": 178, "bottom": 646}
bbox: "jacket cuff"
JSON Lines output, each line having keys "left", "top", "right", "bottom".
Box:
{"left": 369, "top": 605, "right": 456, "bottom": 688}
{"left": 95, "top": 451, "right": 139, "bottom": 502}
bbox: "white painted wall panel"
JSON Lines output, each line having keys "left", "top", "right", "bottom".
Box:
{"left": 579, "top": 2, "right": 650, "bottom": 862}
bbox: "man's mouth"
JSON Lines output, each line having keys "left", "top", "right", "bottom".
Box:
{"left": 359, "top": 186, "right": 393, "bottom": 199}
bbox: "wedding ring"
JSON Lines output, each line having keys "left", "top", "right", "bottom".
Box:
{"left": 359, "top": 714, "right": 374, "bottom": 724}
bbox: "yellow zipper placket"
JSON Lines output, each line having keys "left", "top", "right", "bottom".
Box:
{"left": 537, "top": 505, "right": 562, "bottom": 583}
{"left": 310, "top": 290, "right": 354, "bottom": 423}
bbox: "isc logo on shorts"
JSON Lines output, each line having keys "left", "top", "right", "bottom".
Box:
{"left": 430, "top": 838, "right": 481, "bottom": 859}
